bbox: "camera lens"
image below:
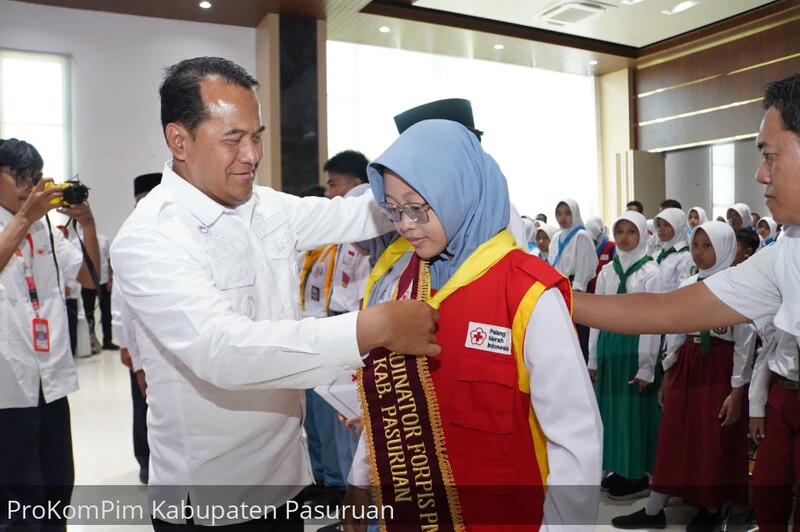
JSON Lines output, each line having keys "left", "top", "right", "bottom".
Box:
{"left": 63, "top": 184, "right": 89, "bottom": 205}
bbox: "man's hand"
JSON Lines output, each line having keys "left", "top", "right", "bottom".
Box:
{"left": 343, "top": 486, "right": 370, "bottom": 532}
{"left": 17, "top": 178, "right": 61, "bottom": 223}
{"left": 120, "top": 348, "right": 133, "bottom": 370}
{"left": 357, "top": 300, "right": 440, "bottom": 356}
{"left": 59, "top": 201, "right": 95, "bottom": 228}
{"left": 750, "top": 417, "right": 766, "bottom": 443}
{"left": 135, "top": 370, "right": 148, "bottom": 398}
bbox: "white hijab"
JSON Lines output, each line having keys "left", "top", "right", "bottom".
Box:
{"left": 612, "top": 211, "right": 649, "bottom": 271}
{"left": 688, "top": 206, "right": 708, "bottom": 227}
{"left": 654, "top": 207, "right": 689, "bottom": 251}
{"left": 758, "top": 217, "right": 779, "bottom": 242}
{"left": 728, "top": 203, "right": 752, "bottom": 228}
{"left": 522, "top": 217, "right": 537, "bottom": 244}
{"left": 535, "top": 220, "right": 559, "bottom": 241}
{"left": 690, "top": 221, "right": 736, "bottom": 278}
{"left": 585, "top": 216, "right": 606, "bottom": 245}
{"left": 555, "top": 198, "right": 584, "bottom": 232}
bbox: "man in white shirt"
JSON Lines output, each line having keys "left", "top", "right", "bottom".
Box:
{"left": 573, "top": 72, "right": 800, "bottom": 532}
{"left": 0, "top": 138, "right": 101, "bottom": 532}
{"left": 110, "top": 57, "right": 440, "bottom": 530}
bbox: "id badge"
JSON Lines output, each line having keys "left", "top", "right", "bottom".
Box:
{"left": 32, "top": 318, "right": 50, "bottom": 352}
{"left": 311, "top": 286, "right": 320, "bottom": 301}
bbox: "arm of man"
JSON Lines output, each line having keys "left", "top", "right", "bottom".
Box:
{"left": 111, "top": 231, "right": 439, "bottom": 391}
{"left": 60, "top": 202, "right": 101, "bottom": 289}
{"left": 526, "top": 289, "right": 602, "bottom": 529}
{"left": 573, "top": 243, "right": 781, "bottom": 334}
{"left": 0, "top": 180, "right": 61, "bottom": 273}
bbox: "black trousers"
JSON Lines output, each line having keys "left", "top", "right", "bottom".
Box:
{"left": 151, "top": 497, "right": 303, "bottom": 531}
{"left": 81, "top": 284, "right": 112, "bottom": 345}
{"left": 0, "top": 391, "right": 75, "bottom": 532}
{"left": 130, "top": 370, "right": 149, "bottom": 473}
{"left": 66, "top": 299, "right": 78, "bottom": 356}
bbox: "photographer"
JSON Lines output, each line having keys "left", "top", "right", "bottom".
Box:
{"left": 0, "top": 138, "right": 100, "bottom": 531}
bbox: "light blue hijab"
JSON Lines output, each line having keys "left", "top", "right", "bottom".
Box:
{"left": 367, "top": 119, "right": 511, "bottom": 290}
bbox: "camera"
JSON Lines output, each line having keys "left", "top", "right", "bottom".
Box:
{"left": 45, "top": 180, "right": 90, "bottom": 206}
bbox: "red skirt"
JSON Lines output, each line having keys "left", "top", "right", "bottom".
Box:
{"left": 651, "top": 340, "right": 749, "bottom": 507}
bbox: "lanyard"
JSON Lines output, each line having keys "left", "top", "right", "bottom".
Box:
{"left": 13, "top": 234, "right": 42, "bottom": 318}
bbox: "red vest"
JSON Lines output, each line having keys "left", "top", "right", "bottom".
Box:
{"left": 587, "top": 240, "right": 616, "bottom": 294}
{"left": 429, "top": 249, "right": 572, "bottom": 529}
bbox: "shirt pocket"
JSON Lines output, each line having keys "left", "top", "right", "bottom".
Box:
{"left": 211, "top": 258, "right": 256, "bottom": 291}
{"left": 451, "top": 354, "right": 517, "bottom": 434}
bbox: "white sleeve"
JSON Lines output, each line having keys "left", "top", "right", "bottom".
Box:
{"left": 749, "top": 342, "right": 770, "bottom": 418}
{"left": 703, "top": 243, "right": 782, "bottom": 330}
{"left": 731, "top": 324, "right": 757, "bottom": 388}
{"left": 662, "top": 334, "right": 686, "bottom": 371}
{"left": 635, "top": 270, "right": 663, "bottom": 383}
{"left": 112, "top": 282, "right": 143, "bottom": 371}
{"left": 277, "top": 190, "right": 394, "bottom": 252}
{"left": 570, "top": 234, "right": 599, "bottom": 292}
{"left": 53, "top": 226, "right": 85, "bottom": 283}
{"left": 347, "top": 433, "right": 371, "bottom": 489}
{"left": 111, "top": 231, "right": 365, "bottom": 392}
{"left": 525, "top": 289, "right": 602, "bottom": 529}
{"left": 587, "top": 271, "right": 604, "bottom": 371}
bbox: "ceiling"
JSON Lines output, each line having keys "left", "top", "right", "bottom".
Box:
{"left": 8, "top": 0, "right": 794, "bottom": 76}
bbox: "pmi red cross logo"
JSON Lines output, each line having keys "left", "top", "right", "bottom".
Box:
{"left": 470, "top": 327, "right": 487, "bottom": 346}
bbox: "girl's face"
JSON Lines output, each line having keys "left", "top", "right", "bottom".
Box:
{"left": 613, "top": 219, "right": 640, "bottom": 252}
{"left": 691, "top": 229, "right": 717, "bottom": 271}
{"left": 727, "top": 208, "right": 743, "bottom": 230}
{"left": 382, "top": 170, "right": 448, "bottom": 259}
{"left": 656, "top": 218, "right": 675, "bottom": 242}
{"left": 756, "top": 220, "right": 771, "bottom": 240}
{"left": 688, "top": 209, "right": 701, "bottom": 229}
{"left": 555, "top": 203, "right": 573, "bottom": 230}
{"left": 535, "top": 230, "right": 550, "bottom": 253}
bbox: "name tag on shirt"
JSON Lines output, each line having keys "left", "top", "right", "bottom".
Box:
{"left": 600, "top": 254, "right": 609, "bottom": 261}
{"left": 311, "top": 286, "right": 321, "bottom": 301}
{"left": 33, "top": 318, "right": 50, "bottom": 352}
{"left": 465, "top": 322, "right": 512, "bottom": 355}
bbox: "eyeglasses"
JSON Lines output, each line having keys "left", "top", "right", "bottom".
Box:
{"left": 0, "top": 169, "right": 43, "bottom": 190}
{"left": 379, "top": 201, "right": 432, "bottom": 224}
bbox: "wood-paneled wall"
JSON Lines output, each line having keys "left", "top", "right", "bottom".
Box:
{"left": 635, "top": 15, "right": 800, "bottom": 152}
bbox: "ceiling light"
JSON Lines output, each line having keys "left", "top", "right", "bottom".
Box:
{"left": 620, "top": 0, "right": 646, "bottom": 4}
{"left": 589, "top": 60, "right": 598, "bottom": 65}
{"left": 494, "top": 44, "right": 504, "bottom": 50}
{"left": 379, "top": 26, "right": 390, "bottom": 33}
{"left": 199, "top": 1, "right": 211, "bottom": 8}
{"left": 661, "top": 1, "right": 700, "bottom": 15}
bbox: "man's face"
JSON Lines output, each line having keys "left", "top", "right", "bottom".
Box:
{"left": 325, "top": 172, "right": 360, "bottom": 199}
{"left": 0, "top": 165, "right": 42, "bottom": 214}
{"left": 171, "top": 78, "right": 264, "bottom": 208}
{"left": 756, "top": 106, "right": 800, "bottom": 225}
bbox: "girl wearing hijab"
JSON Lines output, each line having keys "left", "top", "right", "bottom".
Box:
{"left": 588, "top": 211, "right": 662, "bottom": 501}
{"left": 727, "top": 203, "right": 754, "bottom": 231}
{"left": 652, "top": 208, "right": 695, "bottom": 293}
{"left": 612, "top": 221, "right": 756, "bottom": 530}
{"left": 756, "top": 217, "right": 779, "bottom": 247}
{"left": 348, "top": 120, "right": 602, "bottom": 530}
{"left": 585, "top": 215, "right": 616, "bottom": 294}
{"left": 549, "top": 199, "right": 599, "bottom": 293}
{"left": 533, "top": 220, "right": 558, "bottom": 261}
{"left": 687, "top": 206, "right": 709, "bottom": 232}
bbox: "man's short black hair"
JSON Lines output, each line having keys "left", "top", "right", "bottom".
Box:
{"left": 0, "top": 138, "right": 44, "bottom": 177}
{"left": 299, "top": 184, "right": 326, "bottom": 198}
{"left": 536, "top": 213, "right": 547, "bottom": 222}
{"left": 323, "top": 150, "right": 369, "bottom": 181}
{"left": 160, "top": 57, "right": 259, "bottom": 138}
{"left": 763, "top": 73, "right": 800, "bottom": 137}
{"left": 660, "top": 199, "right": 682, "bottom": 210}
{"left": 626, "top": 200, "right": 644, "bottom": 213}
{"left": 735, "top": 228, "right": 760, "bottom": 254}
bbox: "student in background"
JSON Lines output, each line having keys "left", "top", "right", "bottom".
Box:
{"left": 687, "top": 206, "right": 708, "bottom": 232}
{"left": 626, "top": 200, "right": 645, "bottom": 214}
{"left": 751, "top": 212, "right": 761, "bottom": 227}
{"left": 653, "top": 208, "right": 694, "bottom": 292}
{"left": 727, "top": 203, "right": 754, "bottom": 231}
{"left": 734, "top": 228, "right": 760, "bottom": 266}
{"left": 756, "top": 217, "right": 779, "bottom": 247}
{"left": 585, "top": 215, "right": 616, "bottom": 294}
{"left": 588, "top": 211, "right": 661, "bottom": 501}
{"left": 533, "top": 220, "right": 558, "bottom": 261}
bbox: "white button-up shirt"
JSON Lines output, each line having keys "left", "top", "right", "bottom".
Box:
{"left": 0, "top": 207, "right": 84, "bottom": 409}
{"left": 749, "top": 323, "right": 798, "bottom": 417}
{"left": 110, "top": 162, "right": 392, "bottom": 525}
{"left": 329, "top": 244, "right": 370, "bottom": 314}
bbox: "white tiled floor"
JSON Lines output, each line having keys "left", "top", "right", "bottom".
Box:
{"left": 66, "top": 351, "right": 753, "bottom": 531}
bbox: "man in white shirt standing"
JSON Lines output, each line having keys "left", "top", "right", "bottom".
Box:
{"left": 110, "top": 57, "right": 440, "bottom": 530}
{"left": 574, "top": 72, "right": 800, "bottom": 532}
{"left": 0, "top": 138, "right": 101, "bottom": 532}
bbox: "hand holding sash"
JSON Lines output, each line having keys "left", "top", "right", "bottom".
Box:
{"left": 356, "top": 300, "right": 441, "bottom": 357}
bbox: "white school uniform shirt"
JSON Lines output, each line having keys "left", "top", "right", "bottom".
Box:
{"left": 109, "top": 161, "right": 393, "bottom": 525}
{"left": 0, "top": 208, "right": 84, "bottom": 408}
{"left": 548, "top": 230, "right": 598, "bottom": 292}
{"left": 588, "top": 261, "right": 662, "bottom": 382}
{"left": 749, "top": 324, "right": 798, "bottom": 417}
{"left": 329, "top": 244, "right": 370, "bottom": 314}
{"left": 655, "top": 247, "right": 694, "bottom": 293}
{"left": 349, "top": 285, "right": 603, "bottom": 529}
{"left": 662, "top": 274, "right": 757, "bottom": 388}
{"left": 300, "top": 246, "right": 336, "bottom": 318}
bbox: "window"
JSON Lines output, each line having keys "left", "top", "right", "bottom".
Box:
{"left": 711, "top": 143, "right": 735, "bottom": 221}
{"left": 0, "top": 50, "right": 71, "bottom": 182}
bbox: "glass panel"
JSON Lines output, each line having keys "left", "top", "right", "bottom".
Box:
{"left": 2, "top": 56, "right": 64, "bottom": 126}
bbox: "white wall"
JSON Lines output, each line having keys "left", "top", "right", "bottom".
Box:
{"left": 734, "top": 139, "right": 768, "bottom": 218}
{"left": 664, "top": 146, "right": 712, "bottom": 215}
{"left": 0, "top": 0, "right": 256, "bottom": 239}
